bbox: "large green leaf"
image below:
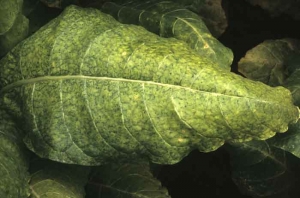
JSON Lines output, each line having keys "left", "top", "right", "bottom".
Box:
{"left": 29, "top": 158, "right": 90, "bottom": 198}
{"left": 86, "top": 160, "right": 170, "bottom": 198}
{"left": 101, "top": 0, "right": 233, "bottom": 69}
{"left": 0, "top": 5, "right": 298, "bottom": 166}
{"left": 0, "top": 103, "right": 30, "bottom": 197}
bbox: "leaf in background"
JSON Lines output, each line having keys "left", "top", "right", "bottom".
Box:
{"left": 0, "top": 5, "right": 298, "bottom": 166}
{"left": 237, "top": 40, "right": 300, "bottom": 160}
{"left": 283, "top": 53, "right": 300, "bottom": 106}
{"left": 266, "top": 54, "right": 300, "bottom": 159}
{"left": 233, "top": 39, "right": 300, "bottom": 197}
{"left": 172, "top": 0, "right": 228, "bottom": 38}
{"left": 245, "top": 0, "right": 300, "bottom": 21}
{"left": 0, "top": 0, "right": 23, "bottom": 35}
{"left": 86, "top": 160, "right": 170, "bottom": 198}
{"left": 0, "top": 14, "right": 29, "bottom": 57}
{"left": 101, "top": 0, "right": 233, "bottom": 70}
{"left": 23, "top": 0, "right": 40, "bottom": 16}
{"left": 226, "top": 141, "right": 294, "bottom": 197}
{"left": 238, "top": 38, "right": 300, "bottom": 87}
{"left": 269, "top": 122, "right": 300, "bottom": 160}
{"left": 40, "top": 0, "right": 79, "bottom": 8}
{"left": 0, "top": 102, "right": 30, "bottom": 198}
{"left": 29, "top": 158, "right": 90, "bottom": 197}
{"left": 0, "top": 0, "right": 29, "bottom": 57}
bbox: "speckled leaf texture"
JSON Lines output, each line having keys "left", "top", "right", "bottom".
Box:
{"left": 86, "top": 160, "right": 170, "bottom": 198}
{"left": 29, "top": 158, "right": 90, "bottom": 198}
{"left": 101, "top": 0, "right": 233, "bottom": 70}
{"left": 0, "top": 5, "right": 299, "bottom": 166}
{"left": 0, "top": 106, "right": 30, "bottom": 197}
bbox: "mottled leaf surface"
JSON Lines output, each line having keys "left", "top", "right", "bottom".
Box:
{"left": 0, "top": 104, "right": 30, "bottom": 198}
{"left": 0, "top": 5, "right": 298, "bottom": 166}
{"left": 226, "top": 141, "right": 293, "bottom": 197}
{"left": 86, "top": 160, "right": 170, "bottom": 198}
{"left": 238, "top": 38, "right": 300, "bottom": 87}
{"left": 29, "top": 158, "right": 90, "bottom": 198}
{"left": 101, "top": 0, "right": 233, "bottom": 69}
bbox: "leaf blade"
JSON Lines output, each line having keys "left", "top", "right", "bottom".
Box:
{"left": 0, "top": 5, "right": 298, "bottom": 166}
{"left": 101, "top": 0, "right": 233, "bottom": 69}
{"left": 86, "top": 160, "right": 170, "bottom": 198}
{"left": 0, "top": 104, "right": 30, "bottom": 197}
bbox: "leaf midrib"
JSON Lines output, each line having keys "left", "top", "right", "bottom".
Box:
{"left": 0, "top": 75, "right": 280, "bottom": 105}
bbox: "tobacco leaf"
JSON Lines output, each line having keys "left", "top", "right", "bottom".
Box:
{"left": 0, "top": 14, "right": 29, "bottom": 57}
{"left": 237, "top": 40, "right": 300, "bottom": 159}
{"left": 86, "top": 160, "right": 170, "bottom": 198}
{"left": 226, "top": 141, "right": 294, "bottom": 197}
{"left": 40, "top": 0, "right": 78, "bottom": 8}
{"left": 29, "top": 158, "right": 90, "bottom": 198}
{"left": 245, "top": 0, "right": 300, "bottom": 20}
{"left": 283, "top": 53, "right": 300, "bottom": 106}
{"left": 172, "top": 0, "right": 228, "bottom": 37}
{"left": 0, "top": 103, "right": 30, "bottom": 198}
{"left": 0, "top": 0, "right": 23, "bottom": 35}
{"left": 101, "top": 0, "right": 233, "bottom": 69}
{"left": 238, "top": 38, "right": 300, "bottom": 87}
{"left": 233, "top": 39, "right": 300, "bottom": 197}
{"left": 267, "top": 53, "right": 300, "bottom": 158}
{"left": 0, "top": 0, "right": 29, "bottom": 57}
{"left": 0, "top": 5, "right": 298, "bottom": 166}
